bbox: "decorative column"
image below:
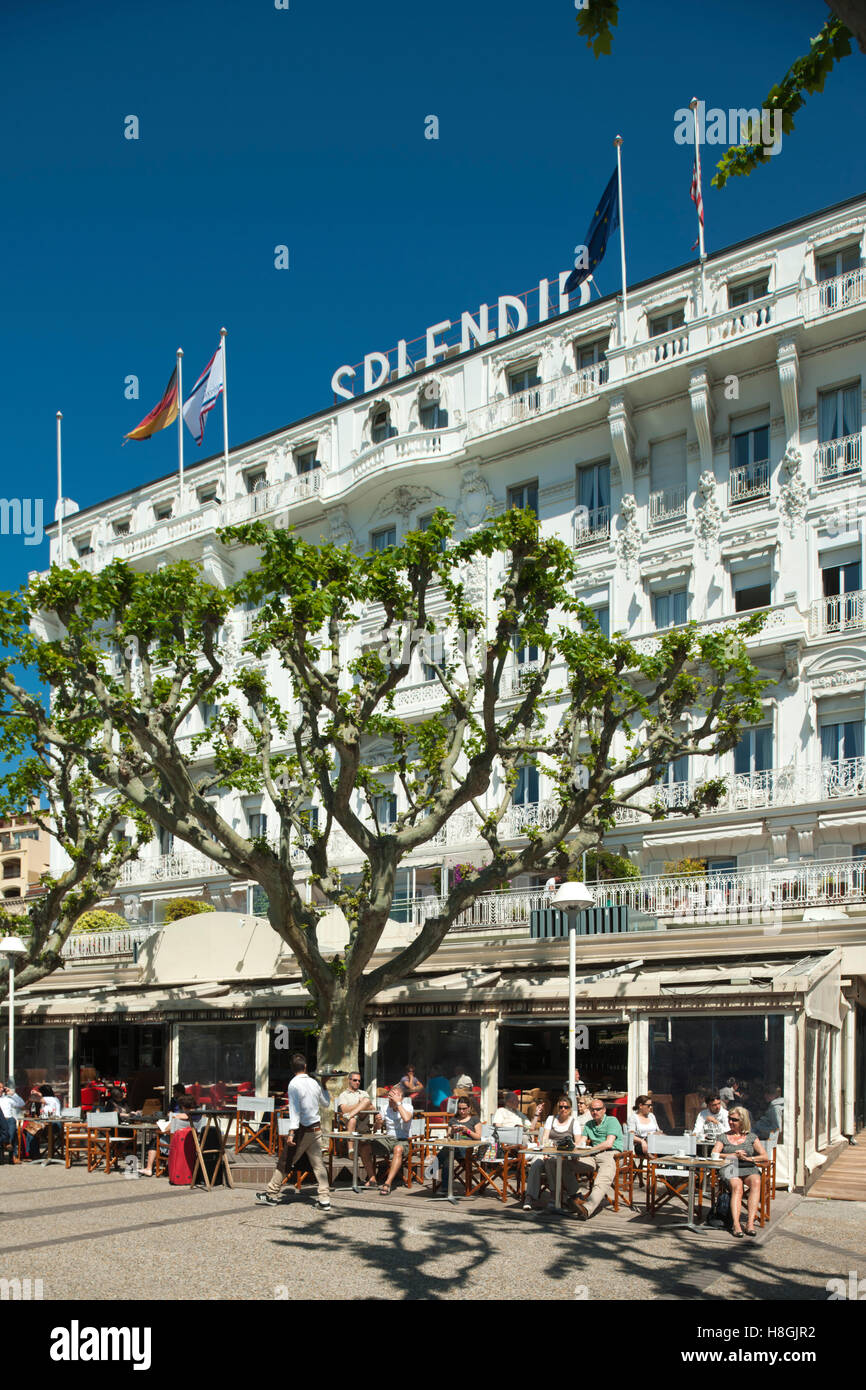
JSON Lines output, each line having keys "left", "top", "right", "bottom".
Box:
{"left": 479, "top": 1014, "right": 499, "bottom": 1120}
{"left": 776, "top": 339, "right": 800, "bottom": 452}
{"left": 607, "top": 394, "right": 635, "bottom": 494}
{"left": 255, "top": 1020, "right": 270, "bottom": 1096}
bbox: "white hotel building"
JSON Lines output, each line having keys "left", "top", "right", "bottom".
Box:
{"left": 16, "top": 190, "right": 866, "bottom": 1189}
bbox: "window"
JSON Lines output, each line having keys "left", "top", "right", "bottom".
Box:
{"left": 512, "top": 765, "right": 539, "bottom": 806}
{"left": 507, "top": 365, "right": 540, "bottom": 395}
{"left": 295, "top": 447, "right": 320, "bottom": 474}
{"left": 576, "top": 461, "right": 610, "bottom": 539}
{"left": 419, "top": 513, "right": 446, "bottom": 553}
{"left": 3, "top": 889, "right": 20, "bottom": 899}
{"left": 820, "top": 548, "right": 863, "bottom": 632}
{"left": 853, "top": 843, "right": 866, "bottom": 860}
{"left": 74, "top": 536, "right": 93, "bottom": 557}
{"left": 817, "top": 245, "right": 861, "bottom": 282}
{"left": 248, "top": 812, "right": 268, "bottom": 839}
{"left": 735, "top": 724, "right": 773, "bottom": 776}
{"left": 707, "top": 857, "right": 737, "bottom": 873}
{"left": 730, "top": 423, "right": 770, "bottom": 503}
{"left": 2, "top": 860, "right": 20, "bottom": 880}
{"left": 419, "top": 399, "right": 448, "bottom": 430}
{"left": 650, "top": 308, "right": 685, "bottom": 336}
{"left": 371, "top": 526, "right": 396, "bottom": 553}
{"left": 514, "top": 637, "right": 539, "bottom": 665}
{"left": 817, "top": 382, "right": 861, "bottom": 480}
{"left": 198, "top": 485, "right": 218, "bottom": 504}
{"left": 658, "top": 755, "right": 688, "bottom": 787}
{"left": 157, "top": 825, "right": 174, "bottom": 856}
{"left": 653, "top": 589, "right": 687, "bottom": 630}
{"left": 820, "top": 718, "right": 864, "bottom": 763}
{"left": 575, "top": 337, "right": 609, "bottom": 381}
{"left": 508, "top": 481, "right": 538, "bottom": 516}
{"left": 821, "top": 550, "right": 861, "bottom": 598}
{"left": 649, "top": 436, "right": 686, "bottom": 523}
{"left": 200, "top": 701, "right": 220, "bottom": 729}
{"left": 733, "top": 568, "right": 771, "bottom": 612}
{"left": 729, "top": 276, "right": 769, "bottom": 306}
{"left": 154, "top": 503, "right": 173, "bottom": 522}
{"left": 245, "top": 469, "right": 266, "bottom": 495}
{"left": 374, "top": 793, "right": 397, "bottom": 826}
{"left": 589, "top": 605, "right": 609, "bottom": 638}
{"left": 370, "top": 407, "right": 394, "bottom": 444}
{"left": 300, "top": 806, "right": 319, "bottom": 835}
{"left": 112, "top": 519, "right": 131, "bottom": 538}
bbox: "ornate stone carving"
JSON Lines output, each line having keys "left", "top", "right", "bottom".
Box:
{"left": 689, "top": 366, "right": 715, "bottom": 472}
{"left": 633, "top": 456, "right": 649, "bottom": 476}
{"left": 798, "top": 406, "right": 817, "bottom": 425}
{"left": 459, "top": 468, "right": 496, "bottom": 528}
{"left": 328, "top": 506, "right": 356, "bottom": 549}
{"left": 123, "top": 895, "right": 140, "bottom": 923}
{"left": 778, "top": 446, "right": 808, "bottom": 536}
{"left": 783, "top": 642, "right": 800, "bottom": 690}
{"left": 694, "top": 471, "right": 723, "bottom": 557}
{"left": 200, "top": 542, "right": 234, "bottom": 589}
{"left": 607, "top": 394, "right": 635, "bottom": 493}
{"left": 371, "top": 485, "right": 442, "bottom": 521}
{"left": 617, "top": 494, "right": 642, "bottom": 576}
{"left": 776, "top": 339, "right": 800, "bottom": 448}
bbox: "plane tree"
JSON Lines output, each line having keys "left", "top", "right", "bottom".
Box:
{"left": 0, "top": 509, "right": 768, "bottom": 1070}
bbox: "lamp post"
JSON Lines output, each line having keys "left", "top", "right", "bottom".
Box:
{"left": 0, "top": 935, "right": 27, "bottom": 1087}
{"left": 552, "top": 882, "right": 595, "bottom": 1112}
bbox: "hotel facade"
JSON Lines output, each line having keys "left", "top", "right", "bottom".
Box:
{"left": 12, "top": 191, "right": 866, "bottom": 1190}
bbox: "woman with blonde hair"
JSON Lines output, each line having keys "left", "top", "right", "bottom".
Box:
{"left": 711, "top": 1105, "right": 768, "bottom": 1237}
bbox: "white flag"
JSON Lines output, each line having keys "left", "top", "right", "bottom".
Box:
{"left": 182, "top": 343, "right": 224, "bottom": 445}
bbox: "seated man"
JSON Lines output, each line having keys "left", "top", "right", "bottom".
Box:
{"left": 570, "top": 1097, "right": 623, "bottom": 1220}
{"left": 491, "top": 1090, "right": 530, "bottom": 1133}
{"left": 692, "top": 1091, "right": 730, "bottom": 1140}
{"left": 335, "top": 1072, "right": 374, "bottom": 1134}
{"left": 360, "top": 1084, "right": 413, "bottom": 1195}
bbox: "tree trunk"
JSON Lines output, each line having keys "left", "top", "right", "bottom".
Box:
{"left": 314, "top": 982, "right": 365, "bottom": 1077}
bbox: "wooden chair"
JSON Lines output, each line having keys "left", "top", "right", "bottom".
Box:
{"left": 647, "top": 1134, "right": 697, "bottom": 1216}
{"left": 467, "top": 1125, "right": 525, "bottom": 1204}
{"left": 612, "top": 1131, "right": 638, "bottom": 1211}
{"left": 403, "top": 1118, "right": 429, "bottom": 1189}
{"left": 64, "top": 1119, "right": 89, "bottom": 1168}
{"left": 759, "top": 1134, "right": 778, "bottom": 1226}
{"left": 86, "top": 1112, "right": 135, "bottom": 1175}
{"left": 235, "top": 1096, "right": 275, "bottom": 1156}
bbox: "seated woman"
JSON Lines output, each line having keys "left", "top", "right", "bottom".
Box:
{"left": 523, "top": 1096, "right": 582, "bottom": 1210}
{"left": 574, "top": 1095, "right": 592, "bottom": 1135}
{"left": 140, "top": 1088, "right": 193, "bottom": 1176}
{"left": 628, "top": 1094, "right": 661, "bottom": 1159}
{"left": 711, "top": 1105, "right": 768, "bottom": 1238}
{"left": 438, "top": 1096, "right": 482, "bottom": 1192}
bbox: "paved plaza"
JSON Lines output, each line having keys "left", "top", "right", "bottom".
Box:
{"left": 0, "top": 1164, "right": 863, "bottom": 1302}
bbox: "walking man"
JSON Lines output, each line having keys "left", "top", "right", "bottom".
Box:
{"left": 256, "top": 1054, "right": 332, "bottom": 1209}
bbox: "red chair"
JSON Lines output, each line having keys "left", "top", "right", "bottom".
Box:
{"left": 80, "top": 1085, "right": 99, "bottom": 1115}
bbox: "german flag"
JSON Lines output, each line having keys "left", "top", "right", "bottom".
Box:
{"left": 123, "top": 367, "right": 179, "bottom": 443}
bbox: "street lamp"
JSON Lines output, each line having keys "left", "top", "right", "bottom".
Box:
{"left": 552, "top": 882, "right": 596, "bottom": 1111}
{"left": 0, "top": 935, "right": 27, "bottom": 1088}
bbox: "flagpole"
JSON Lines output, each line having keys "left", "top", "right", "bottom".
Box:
{"left": 56, "top": 411, "right": 63, "bottom": 567}
{"left": 690, "top": 97, "right": 707, "bottom": 315}
{"left": 176, "top": 348, "right": 184, "bottom": 511}
{"left": 614, "top": 135, "right": 629, "bottom": 348}
{"left": 220, "top": 326, "right": 229, "bottom": 505}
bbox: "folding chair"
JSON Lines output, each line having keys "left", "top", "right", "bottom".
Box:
{"left": 647, "top": 1134, "right": 697, "bottom": 1216}
{"left": 467, "top": 1125, "right": 525, "bottom": 1203}
{"left": 234, "top": 1095, "right": 275, "bottom": 1156}
{"left": 86, "top": 1111, "right": 135, "bottom": 1174}
{"left": 64, "top": 1117, "right": 89, "bottom": 1168}
{"left": 613, "top": 1130, "right": 638, "bottom": 1211}
{"left": 759, "top": 1134, "right": 778, "bottom": 1226}
{"left": 403, "top": 1118, "right": 428, "bottom": 1189}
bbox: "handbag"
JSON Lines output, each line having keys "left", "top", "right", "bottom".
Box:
{"left": 555, "top": 1137, "right": 575, "bottom": 1152}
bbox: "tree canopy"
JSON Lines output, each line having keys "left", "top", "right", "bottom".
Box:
{"left": 0, "top": 508, "right": 769, "bottom": 1066}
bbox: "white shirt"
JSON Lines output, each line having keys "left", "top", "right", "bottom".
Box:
{"left": 287, "top": 1074, "right": 331, "bottom": 1130}
{"left": 693, "top": 1106, "right": 730, "bottom": 1137}
{"left": 39, "top": 1097, "right": 61, "bottom": 1117}
{"left": 629, "top": 1110, "right": 660, "bottom": 1140}
{"left": 0, "top": 1092, "right": 24, "bottom": 1118}
{"left": 382, "top": 1097, "right": 413, "bottom": 1140}
{"left": 491, "top": 1106, "right": 530, "bottom": 1130}
{"left": 541, "top": 1115, "right": 579, "bottom": 1145}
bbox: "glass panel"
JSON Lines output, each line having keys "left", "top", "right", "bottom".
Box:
{"left": 371, "top": 527, "right": 396, "bottom": 552}
{"left": 842, "top": 383, "right": 861, "bottom": 437}
{"left": 177, "top": 1024, "right": 256, "bottom": 1101}
{"left": 376, "top": 1020, "right": 481, "bottom": 1103}
{"left": 648, "top": 1014, "right": 785, "bottom": 1133}
{"left": 819, "top": 390, "right": 841, "bottom": 443}
{"left": 804, "top": 1021, "right": 816, "bottom": 1146}
{"left": 268, "top": 1026, "right": 319, "bottom": 1100}
{"left": 12, "top": 1027, "right": 70, "bottom": 1107}
{"left": 498, "top": 1021, "right": 628, "bottom": 1095}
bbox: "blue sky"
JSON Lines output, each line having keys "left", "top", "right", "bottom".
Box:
{"left": 0, "top": 0, "right": 862, "bottom": 593}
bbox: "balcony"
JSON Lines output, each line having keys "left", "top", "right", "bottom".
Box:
{"left": 574, "top": 504, "right": 611, "bottom": 548}
{"left": 630, "top": 599, "right": 803, "bottom": 657}
{"left": 729, "top": 460, "right": 770, "bottom": 506}
{"left": 707, "top": 296, "right": 774, "bottom": 344}
{"left": 809, "top": 589, "right": 866, "bottom": 636}
{"left": 816, "top": 434, "right": 861, "bottom": 483}
{"left": 803, "top": 268, "right": 866, "bottom": 319}
{"left": 614, "top": 758, "right": 866, "bottom": 824}
{"left": 625, "top": 326, "right": 690, "bottom": 375}
{"left": 649, "top": 486, "right": 687, "bottom": 526}
{"left": 61, "top": 926, "right": 158, "bottom": 960}
{"left": 352, "top": 425, "right": 465, "bottom": 484}
{"left": 225, "top": 471, "right": 322, "bottom": 524}
{"left": 408, "top": 857, "right": 866, "bottom": 933}
{"left": 466, "top": 365, "right": 605, "bottom": 440}
{"left": 119, "top": 850, "right": 224, "bottom": 885}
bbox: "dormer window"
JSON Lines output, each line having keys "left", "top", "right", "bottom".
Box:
{"left": 154, "top": 502, "right": 173, "bottom": 522}
{"left": 74, "top": 535, "right": 93, "bottom": 557}
{"left": 112, "top": 518, "right": 131, "bottom": 538}
{"left": 295, "top": 447, "right": 320, "bottom": 474}
{"left": 245, "top": 469, "right": 267, "bottom": 495}
{"left": 729, "top": 276, "right": 769, "bottom": 306}
{"left": 507, "top": 364, "right": 540, "bottom": 395}
{"left": 371, "top": 406, "right": 394, "bottom": 444}
{"left": 650, "top": 308, "right": 685, "bottom": 337}
{"left": 198, "top": 484, "right": 218, "bottom": 504}
{"left": 418, "top": 382, "right": 448, "bottom": 430}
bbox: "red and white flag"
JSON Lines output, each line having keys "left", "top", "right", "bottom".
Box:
{"left": 690, "top": 158, "right": 704, "bottom": 253}
{"left": 182, "top": 343, "right": 224, "bottom": 446}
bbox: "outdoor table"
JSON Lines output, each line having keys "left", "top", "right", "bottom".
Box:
{"left": 320, "top": 1129, "right": 369, "bottom": 1193}
{"left": 118, "top": 1120, "right": 162, "bottom": 1172}
{"left": 528, "top": 1141, "right": 611, "bottom": 1210}
{"left": 188, "top": 1109, "right": 236, "bottom": 1190}
{"left": 646, "top": 1153, "right": 728, "bottom": 1231}
{"left": 426, "top": 1137, "right": 489, "bottom": 1204}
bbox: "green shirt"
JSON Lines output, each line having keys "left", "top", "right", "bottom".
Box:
{"left": 583, "top": 1115, "right": 623, "bottom": 1152}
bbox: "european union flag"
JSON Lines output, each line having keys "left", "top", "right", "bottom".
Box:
{"left": 564, "top": 169, "right": 620, "bottom": 294}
